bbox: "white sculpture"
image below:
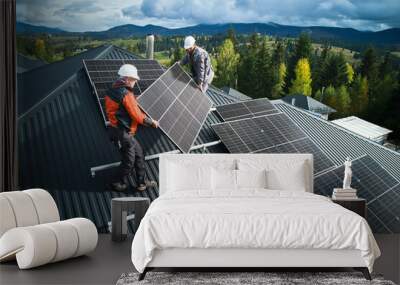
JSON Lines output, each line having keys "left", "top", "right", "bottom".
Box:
{"left": 343, "top": 157, "right": 352, "bottom": 189}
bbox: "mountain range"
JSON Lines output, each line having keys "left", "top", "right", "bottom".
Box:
{"left": 17, "top": 22, "right": 400, "bottom": 45}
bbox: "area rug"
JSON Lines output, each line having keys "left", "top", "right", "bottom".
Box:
{"left": 116, "top": 271, "right": 396, "bottom": 285}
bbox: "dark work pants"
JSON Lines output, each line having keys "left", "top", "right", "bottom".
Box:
{"left": 118, "top": 130, "right": 146, "bottom": 185}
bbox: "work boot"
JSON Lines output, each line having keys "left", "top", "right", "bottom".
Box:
{"left": 137, "top": 180, "right": 158, "bottom": 191}
{"left": 111, "top": 181, "right": 128, "bottom": 192}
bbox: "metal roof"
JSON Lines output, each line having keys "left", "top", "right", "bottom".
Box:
{"left": 332, "top": 116, "right": 392, "bottom": 141}
{"left": 274, "top": 101, "right": 400, "bottom": 180}
{"left": 281, "top": 94, "right": 336, "bottom": 115}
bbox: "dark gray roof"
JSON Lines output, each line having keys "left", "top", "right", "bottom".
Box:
{"left": 17, "top": 54, "right": 46, "bottom": 73}
{"left": 221, "top": 86, "right": 252, "bottom": 101}
{"left": 281, "top": 94, "right": 336, "bottom": 115}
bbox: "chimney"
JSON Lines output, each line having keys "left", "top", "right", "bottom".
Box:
{"left": 291, "top": 98, "right": 296, "bottom": 106}
{"left": 146, "top": 34, "right": 154, "bottom": 60}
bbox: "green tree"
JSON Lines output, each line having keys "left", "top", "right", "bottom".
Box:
{"left": 214, "top": 39, "right": 240, "bottom": 88}
{"left": 286, "top": 33, "right": 312, "bottom": 92}
{"left": 170, "top": 47, "right": 185, "bottom": 66}
{"left": 336, "top": 85, "right": 351, "bottom": 115}
{"left": 271, "top": 63, "right": 287, "bottom": 98}
{"left": 290, "top": 58, "right": 312, "bottom": 96}
{"left": 237, "top": 33, "right": 260, "bottom": 97}
{"left": 350, "top": 75, "right": 369, "bottom": 114}
{"left": 345, "top": 63, "right": 354, "bottom": 84}
{"left": 319, "top": 52, "right": 348, "bottom": 88}
{"left": 322, "top": 85, "right": 336, "bottom": 108}
{"left": 294, "top": 33, "right": 312, "bottom": 60}
{"left": 314, "top": 89, "right": 322, "bottom": 101}
{"left": 360, "top": 47, "right": 378, "bottom": 81}
{"left": 252, "top": 39, "right": 273, "bottom": 98}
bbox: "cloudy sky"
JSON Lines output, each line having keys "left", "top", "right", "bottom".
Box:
{"left": 17, "top": 0, "right": 400, "bottom": 32}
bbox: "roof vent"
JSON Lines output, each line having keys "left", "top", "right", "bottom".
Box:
{"left": 291, "top": 98, "right": 296, "bottom": 105}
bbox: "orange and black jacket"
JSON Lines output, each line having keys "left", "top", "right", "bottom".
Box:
{"left": 105, "top": 78, "right": 153, "bottom": 134}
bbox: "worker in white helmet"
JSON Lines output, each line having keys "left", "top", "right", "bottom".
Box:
{"left": 180, "top": 36, "right": 214, "bottom": 93}
{"left": 105, "top": 64, "right": 158, "bottom": 192}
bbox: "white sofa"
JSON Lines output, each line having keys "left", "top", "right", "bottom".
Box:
{"left": 0, "top": 189, "right": 98, "bottom": 269}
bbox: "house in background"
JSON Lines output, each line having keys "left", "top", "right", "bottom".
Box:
{"left": 332, "top": 116, "right": 392, "bottom": 145}
{"left": 282, "top": 94, "right": 336, "bottom": 120}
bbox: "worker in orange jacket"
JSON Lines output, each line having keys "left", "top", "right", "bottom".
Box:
{"left": 105, "top": 64, "right": 158, "bottom": 192}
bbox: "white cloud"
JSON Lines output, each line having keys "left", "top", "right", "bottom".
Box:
{"left": 16, "top": 0, "right": 400, "bottom": 32}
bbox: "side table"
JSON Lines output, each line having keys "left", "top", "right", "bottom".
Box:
{"left": 332, "top": 198, "right": 367, "bottom": 218}
{"left": 111, "top": 197, "right": 150, "bottom": 242}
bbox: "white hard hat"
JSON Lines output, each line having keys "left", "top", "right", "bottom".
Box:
{"left": 118, "top": 64, "right": 140, "bottom": 80}
{"left": 184, "top": 36, "right": 196, "bottom": 49}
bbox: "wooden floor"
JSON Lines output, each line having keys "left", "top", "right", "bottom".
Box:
{"left": 1, "top": 234, "right": 399, "bottom": 285}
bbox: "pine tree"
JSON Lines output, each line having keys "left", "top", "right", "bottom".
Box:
{"left": 253, "top": 39, "right": 274, "bottom": 98}
{"left": 237, "top": 33, "right": 260, "bottom": 97}
{"left": 319, "top": 52, "right": 348, "bottom": 88}
{"left": 360, "top": 47, "right": 378, "bottom": 81}
{"left": 294, "top": 33, "right": 312, "bottom": 60}
{"left": 214, "top": 39, "right": 240, "bottom": 88}
{"left": 336, "top": 85, "right": 351, "bottom": 115}
{"left": 345, "top": 63, "right": 354, "bottom": 84}
{"left": 272, "top": 63, "right": 287, "bottom": 98}
{"left": 322, "top": 85, "right": 336, "bottom": 109}
{"left": 290, "top": 58, "right": 312, "bottom": 96}
{"left": 170, "top": 47, "right": 185, "bottom": 66}
{"left": 350, "top": 75, "right": 369, "bottom": 115}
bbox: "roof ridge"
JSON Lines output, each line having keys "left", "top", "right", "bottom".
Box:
{"left": 18, "top": 72, "right": 80, "bottom": 120}
{"left": 18, "top": 45, "right": 117, "bottom": 119}
{"left": 19, "top": 44, "right": 110, "bottom": 76}
{"left": 275, "top": 101, "right": 400, "bottom": 158}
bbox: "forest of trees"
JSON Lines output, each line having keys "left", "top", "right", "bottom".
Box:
{"left": 17, "top": 31, "right": 400, "bottom": 144}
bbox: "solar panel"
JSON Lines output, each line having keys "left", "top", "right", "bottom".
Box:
{"left": 137, "top": 63, "right": 213, "bottom": 153}
{"left": 314, "top": 155, "right": 400, "bottom": 233}
{"left": 212, "top": 112, "right": 335, "bottom": 174}
{"left": 216, "top": 98, "right": 279, "bottom": 121}
{"left": 83, "top": 59, "right": 164, "bottom": 123}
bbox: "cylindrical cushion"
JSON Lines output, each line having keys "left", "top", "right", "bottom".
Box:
{"left": 24, "top": 189, "right": 60, "bottom": 224}
{"left": 42, "top": 221, "right": 79, "bottom": 262}
{"left": 0, "top": 196, "right": 17, "bottom": 237}
{"left": 65, "top": 218, "right": 98, "bottom": 257}
{"left": 0, "top": 226, "right": 57, "bottom": 269}
{"left": 0, "top": 192, "right": 39, "bottom": 227}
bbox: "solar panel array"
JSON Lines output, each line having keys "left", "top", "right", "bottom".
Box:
{"left": 216, "top": 98, "right": 279, "bottom": 121}
{"left": 212, "top": 108, "right": 335, "bottom": 174}
{"left": 314, "top": 155, "right": 400, "bottom": 233}
{"left": 137, "top": 63, "right": 213, "bottom": 153}
{"left": 83, "top": 59, "right": 164, "bottom": 123}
